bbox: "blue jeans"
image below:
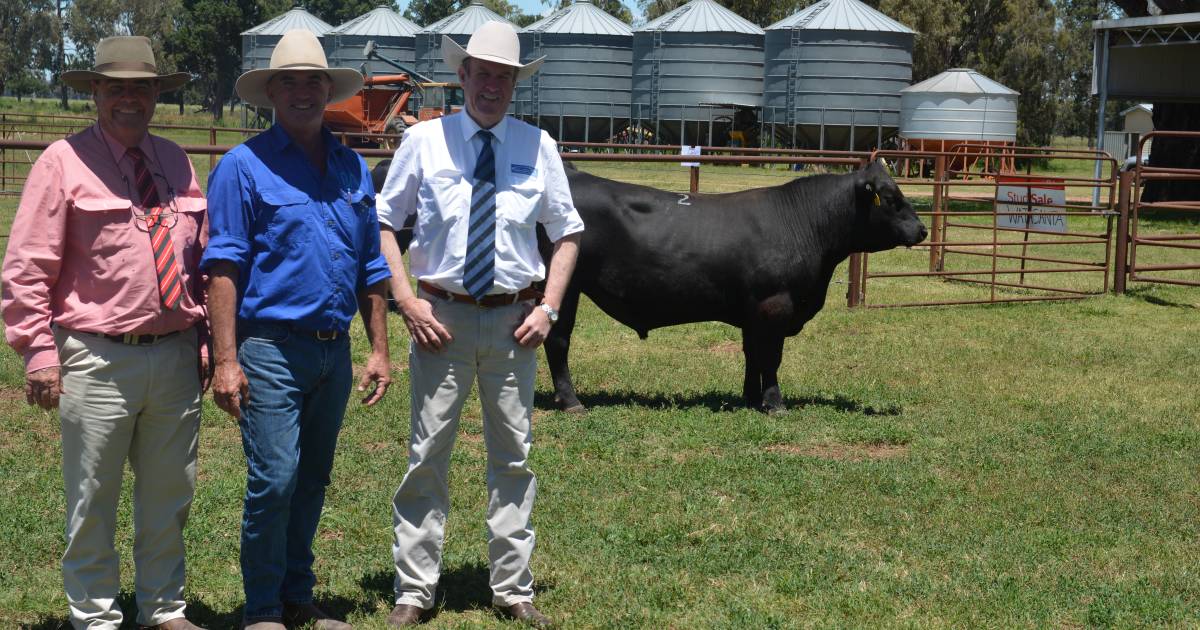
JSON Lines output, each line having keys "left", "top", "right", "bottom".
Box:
{"left": 236, "top": 321, "right": 353, "bottom": 621}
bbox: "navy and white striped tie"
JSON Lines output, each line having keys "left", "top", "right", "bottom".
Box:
{"left": 464, "top": 129, "right": 496, "bottom": 301}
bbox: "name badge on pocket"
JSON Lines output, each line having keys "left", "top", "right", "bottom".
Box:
{"left": 511, "top": 164, "right": 536, "bottom": 177}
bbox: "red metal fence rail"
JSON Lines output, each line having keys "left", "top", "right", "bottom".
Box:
{"left": 1115, "top": 130, "right": 1200, "bottom": 291}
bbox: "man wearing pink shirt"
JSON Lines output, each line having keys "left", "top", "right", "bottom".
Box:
{"left": 1, "top": 37, "right": 208, "bottom": 630}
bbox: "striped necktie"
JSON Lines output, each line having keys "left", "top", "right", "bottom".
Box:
{"left": 464, "top": 129, "right": 496, "bottom": 301}
{"left": 128, "top": 148, "right": 183, "bottom": 310}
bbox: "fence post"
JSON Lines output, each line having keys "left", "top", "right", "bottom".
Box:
{"left": 847, "top": 253, "right": 862, "bottom": 307}
{"left": 209, "top": 127, "right": 217, "bottom": 172}
{"left": 1113, "top": 170, "right": 1133, "bottom": 294}
{"left": 929, "top": 154, "right": 946, "bottom": 272}
{"left": 689, "top": 165, "right": 699, "bottom": 194}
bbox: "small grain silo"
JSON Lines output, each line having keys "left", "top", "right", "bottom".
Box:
{"left": 899, "top": 68, "right": 1018, "bottom": 171}
{"left": 517, "top": 0, "right": 633, "bottom": 142}
{"left": 241, "top": 7, "right": 334, "bottom": 75}
{"left": 415, "top": 2, "right": 515, "bottom": 86}
{"left": 326, "top": 7, "right": 422, "bottom": 77}
{"left": 632, "top": 0, "right": 764, "bottom": 146}
{"left": 763, "top": 0, "right": 914, "bottom": 151}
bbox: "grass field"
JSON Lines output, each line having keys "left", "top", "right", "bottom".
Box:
{"left": 0, "top": 106, "right": 1198, "bottom": 628}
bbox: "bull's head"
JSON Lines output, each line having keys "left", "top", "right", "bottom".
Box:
{"left": 854, "top": 160, "right": 928, "bottom": 252}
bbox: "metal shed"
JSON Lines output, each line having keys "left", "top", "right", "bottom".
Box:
{"left": 241, "top": 7, "right": 334, "bottom": 74}
{"left": 516, "top": 0, "right": 633, "bottom": 142}
{"left": 326, "top": 7, "right": 422, "bottom": 77}
{"left": 415, "top": 2, "right": 515, "bottom": 86}
{"left": 763, "top": 0, "right": 914, "bottom": 150}
{"left": 632, "top": 0, "right": 764, "bottom": 145}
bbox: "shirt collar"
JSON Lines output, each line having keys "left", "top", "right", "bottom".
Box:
{"left": 458, "top": 108, "right": 508, "bottom": 146}
{"left": 267, "top": 123, "right": 339, "bottom": 156}
{"left": 95, "top": 124, "right": 155, "bottom": 166}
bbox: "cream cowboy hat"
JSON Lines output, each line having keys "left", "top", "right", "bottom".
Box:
{"left": 235, "top": 29, "right": 363, "bottom": 108}
{"left": 62, "top": 36, "right": 190, "bottom": 92}
{"left": 442, "top": 21, "right": 545, "bottom": 81}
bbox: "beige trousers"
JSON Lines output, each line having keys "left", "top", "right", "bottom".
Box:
{"left": 55, "top": 327, "right": 201, "bottom": 629}
{"left": 392, "top": 293, "right": 539, "bottom": 609}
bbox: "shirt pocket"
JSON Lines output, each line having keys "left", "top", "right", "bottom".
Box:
{"left": 72, "top": 197, "right": 136, "bottom": 258}
{"left": 171, "top": 196, "right": 206, "bottom": 260}
{"left": 418, "top": 173, "right": 467, "bottom": 230}
{"left": 260, "top": 187, "right": 313, "bottom": 250}
{"left": 500, "top": 176, "right": 542, "bottom": 227}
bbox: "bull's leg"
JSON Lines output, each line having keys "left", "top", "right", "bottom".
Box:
{"left": 544, "top": 286, "right": 586, "bottom": 413}
{"left": 741, "top": 328, "right": 764, "bottom": 410}
{"left": 758, "top": 335, "right": 786, "bottom": 413}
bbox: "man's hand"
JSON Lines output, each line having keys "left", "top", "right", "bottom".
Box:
{"left": 400, "top": 296, "right": 453, "bottom": 352}
{"left": 212, "top": 360, "right": 249, "bottom": 419}
{"left": 514, "top": 303, "right": 551, "bottom": 348}
{"left": 26, "top": 366, "right": 62, "bottom": 410}
{"left": 358, "top": 351, "right": 391, "bottom": 406}
{"left": 199, "top": 354, "right": 213, "bottom": 393}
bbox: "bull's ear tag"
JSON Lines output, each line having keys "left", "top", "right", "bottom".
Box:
{"left": 873, "top": 192, "right": 881, "bottom": 206}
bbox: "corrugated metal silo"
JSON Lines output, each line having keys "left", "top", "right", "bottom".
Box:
{"left": 415, "top": 2, "right": 516, "bottom": 86}
{"left": 900, "top": 68, "right": 1018, "bottom": 142}
{"left": 763, "top": 0, "right": 914, "bottom": 150}
{"left": 327, "top": 7, "right": 422, "bottom": 77}
{"left": 517, "top": 0, "right": 633, "bottom": 142}
{"left": 241, "top": 7, "right": 334, "bottom": 75}
{"left": 632, "top": 0, "right": 764, "bottom": 145}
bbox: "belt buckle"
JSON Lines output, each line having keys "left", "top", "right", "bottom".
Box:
{"left": 316, "top": 330, "right": 338, "bottom": 341}
{"left": 123, "top": 333, "right": 137, "bottom": 345}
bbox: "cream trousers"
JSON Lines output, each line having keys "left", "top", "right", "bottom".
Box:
{"left": 392, "top": 294, "right": 539, "bottom": 609}
{"left": 55, "top": 327, "right": 201, "bottom": 629}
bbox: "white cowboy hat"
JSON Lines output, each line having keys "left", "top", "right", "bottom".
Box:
{"left": 442, "top": 21, "right": 545, "bottom": 81}
{"left": 235, "top": 29, "right": 363, "bottom": 108}
{"left": 62, "top": 36, "right": 190, "bottom": 92}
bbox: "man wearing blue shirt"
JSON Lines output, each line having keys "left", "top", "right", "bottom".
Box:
{"left": 203, "top": 30, "right": 391, "bottom": 630}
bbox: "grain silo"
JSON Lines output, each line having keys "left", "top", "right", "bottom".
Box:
{"left": 899, "top": 68, "right": 1018, "bottom": 171}
{"left": 517, "top": 0, "right": 633, "bottom": 142}
{"left": 763, "top": 0, "right": 914, "bottom": 150}
{"left": 241, "top": 7, "right": 334, "bottom": 74}
{"left": 415, "top": 2, "right": 515, "bottom": 86}
{"left": 632, "top": 0, "right": 764, "bottom": 146}
{"left": 326, "top": 7, "right": 422, "bottom": 77}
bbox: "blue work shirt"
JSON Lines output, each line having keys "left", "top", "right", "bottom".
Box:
{"left": 201, "top": 125, "right": 391, "bottom": 332}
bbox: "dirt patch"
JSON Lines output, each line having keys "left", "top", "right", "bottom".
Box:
{"left": 766, "top": 442, "right": 910, "bottom": 462}
{"left": 0, "top": 385, "right": 25, "bottom": 403}
{"left": 709, "top": 341, "right": 741, "bottom": 354}
{"left": 362, "top": 441, "right": 392, "bottom": 453}
{"left": 320, "top": 528, "right": 344, "bottom": 541}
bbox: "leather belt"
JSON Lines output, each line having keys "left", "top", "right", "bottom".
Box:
{"left": 418, "top": 280, "right": 541, "bottom": 307}
{"left": 72, "top": 329, "right": 182, "bottom": 346}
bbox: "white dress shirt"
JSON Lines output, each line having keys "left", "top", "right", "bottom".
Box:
{"left": 377, "top": 110, "right": 584, "bottom": 295}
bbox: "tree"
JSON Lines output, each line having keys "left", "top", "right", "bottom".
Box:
{"left": 166, "top": 0, "right": 263, "bottom": 121}
{"left": 303, "top": 0, "right": 388, "bottom": 26}
{"left": 405, "top": 0, "right": 459, "bottom": 26}
{"left": 0, "top": 0, "right": 57, "bottom": 97}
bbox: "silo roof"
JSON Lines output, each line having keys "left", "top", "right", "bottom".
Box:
{"left": 524, "top": 0, "right": 632, "bottom": 36}
{"left": 638, "top": 0, "right": 763, "bottom": 35}
{"left": 902, "top": 68, "right": 1018, "bottom": 95}
{"left": 242, "top": 7, "right": 333, "bottom": 36}
{"left": 330, "top": 7, "right": 421, "bottom": 36}
{"left": 767, "top": 0, "right": 914, "bottom": 33}
{"left": 421, "top": 1, "right": 514, "bottom": 34}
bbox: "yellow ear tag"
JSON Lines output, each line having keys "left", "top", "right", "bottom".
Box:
{"left": 873, "top": 192, "right": 881, "bottom": 206}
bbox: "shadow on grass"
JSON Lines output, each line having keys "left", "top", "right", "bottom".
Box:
{"left": 1124, "top": 286, "right": 1198, "bottom": 309}
{"left": 535, "top": 389, "right": 901, "bottom": 416}
{"left": 359, "top": 561, "right": 554, "bottom": 623}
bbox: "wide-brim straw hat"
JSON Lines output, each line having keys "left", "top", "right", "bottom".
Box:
{"left": 443, "top": 21, "right": 545, "bottom": 81}
{"left": 62, "top": 36, "right": 190, "bottom": 92}
{"left": 235, "top": 29, "right": 364, "bottom": 109}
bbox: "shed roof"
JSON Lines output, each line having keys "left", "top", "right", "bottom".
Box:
{"left": 524, "top": 0, "right": 632, "bottom": 36}
{"left": 638, "top": 0, "right": 763, "bottom": 35}
{"left": 330, "top": 7, "right": 421, "bottom": 37}
{"left": 1120, "top": 103, "right": 1153, "bottom": 116}
{"left": 242, "top": 7, "right": 333, "bottom": 36}
{"left": 767, "top": 0, "right": 914, "bottom": 33}
{"left": 421, "top": 1, "right": 514, "bottom": 34}
{"left": 902, "top": 68, "right": 1018, "bottom": 95}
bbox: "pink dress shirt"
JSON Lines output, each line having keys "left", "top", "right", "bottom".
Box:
{"left": 2, "top": 124, "right": 208, "bottom": 373}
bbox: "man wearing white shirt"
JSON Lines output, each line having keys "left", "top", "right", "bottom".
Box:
{"left": 375, "top": 21, "right": 582, "bottom": 629}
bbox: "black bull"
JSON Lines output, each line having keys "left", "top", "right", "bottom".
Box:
{"left": 372, "top": 160, "right": 927, "bottom": 412}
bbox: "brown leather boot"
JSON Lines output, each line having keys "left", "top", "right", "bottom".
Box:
{"left": 499, "top": 602, "right": 554, "bottom": 629}
{"left": 282, "top": 602, "right": 351, "bottom": 630}
{"left": 385, "top": 604, "right": 423, "bottom": 627}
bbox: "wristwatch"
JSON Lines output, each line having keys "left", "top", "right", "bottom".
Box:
{"left": 539, "top": 303, "right": 559, "bottom": 324}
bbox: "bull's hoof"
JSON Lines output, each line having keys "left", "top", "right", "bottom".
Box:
{"left": 554, "top": 394, "right": 586, "bottom": 414}
{"left": 765, "top": 404, "right": 788, "bottom": 416}
{"left": 562, "top": 403, "right": 587, "bottom": 414}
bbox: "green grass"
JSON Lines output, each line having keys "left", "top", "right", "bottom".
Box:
{"left": 1, "top": 109, "right": 1199, "bottom": 628}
